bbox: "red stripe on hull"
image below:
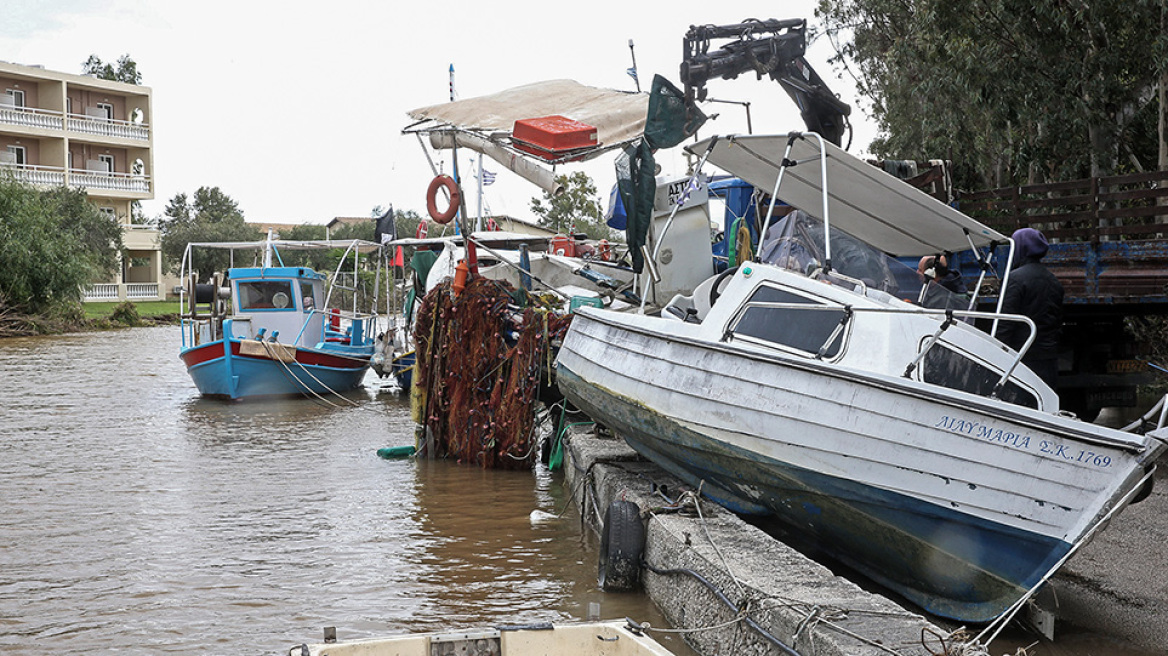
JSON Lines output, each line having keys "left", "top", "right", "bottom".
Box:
{"left": 180, "top": 341, "right": 225, "bottom": 367}
{"left": 226, "top": 340, "right": 368, "bottom": 370}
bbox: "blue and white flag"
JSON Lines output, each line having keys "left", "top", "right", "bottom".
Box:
{"left": 626, "top": 67, "right": 638, "bottom": 82}
{"left": 481, "top": 169, "right": 496, "bottom": 186}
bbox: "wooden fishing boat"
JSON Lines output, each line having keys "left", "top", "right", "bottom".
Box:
{"left": 179, "top": 235, "right": 386, "bottom": 400}
{"left": 555, "top": 133, "right": 1168, "bottom": 622}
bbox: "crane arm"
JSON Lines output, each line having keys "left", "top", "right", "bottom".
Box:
{"left": 679, "top": 18, "right": 852, "bottom": 147}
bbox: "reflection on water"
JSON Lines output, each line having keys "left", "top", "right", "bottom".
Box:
{"left": 0, "top": 326, "right": 683, "bottom": 655}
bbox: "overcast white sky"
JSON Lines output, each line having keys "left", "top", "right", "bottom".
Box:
{"left": 1, "top": 0, "right": 877, "bottom": 225}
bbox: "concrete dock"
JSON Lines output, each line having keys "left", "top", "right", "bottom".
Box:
{"left": 563, "top": 429, "right": 948, "bottom": 656}
{"left": 564, "top": 426, "right": 1168, "bottom": 655}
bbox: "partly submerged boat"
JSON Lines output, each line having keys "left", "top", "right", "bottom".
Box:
{"left": 289, "top": 620, "right": 674, "bottom": 656}
{"left": 179, "top": 236, "right": 386, "bottom": 400}
{"left": 555, "top": 133, "right": 1167, "bottom": 622}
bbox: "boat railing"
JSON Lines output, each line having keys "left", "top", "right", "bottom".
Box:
{"left": 293, "top": 307, "right": 378, "bottom": 347}
{"left": 728, "top": 300, "right": 1039, "bottom": 402}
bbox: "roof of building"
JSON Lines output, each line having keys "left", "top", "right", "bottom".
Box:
{"left": 326, "top": 217, "right": 372, "bottom": 230}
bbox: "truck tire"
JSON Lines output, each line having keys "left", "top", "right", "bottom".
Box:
{"left": 598, "top": 500, "right": 645, "bottom": 591}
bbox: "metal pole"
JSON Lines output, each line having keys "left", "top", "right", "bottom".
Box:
{"left": 628, "top": 39, "right": 641, "bottom": 92}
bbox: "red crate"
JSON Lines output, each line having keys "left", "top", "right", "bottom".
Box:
{"left": 512, "top": 115, "right": 598, "bottom": 157}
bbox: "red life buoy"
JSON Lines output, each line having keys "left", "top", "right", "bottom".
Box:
{"left": 426, "top": 175, "right": 460, "bottom": 224}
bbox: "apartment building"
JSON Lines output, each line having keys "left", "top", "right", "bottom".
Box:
{"left": 0, "top": 60, "right": 160, "bottom": 302}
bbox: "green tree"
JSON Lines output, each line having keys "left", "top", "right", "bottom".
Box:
{"left": 818, "top": 0, "right": 1167, "bottom": 188}
{"left": 0, "top": 175, "right": 123, "bottom": 315}
{"left": 81, "top": 54, "right": 142, "bottom": 84}
{"left": 159, "top": 187, "right": 260, "bottom": 279}
{"left": 529, "top": 171, "right": 612, "bottom": 239}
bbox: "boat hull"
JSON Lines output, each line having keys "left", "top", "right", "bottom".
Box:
{"left": 555, "top": 310, "right": 1163, "bottom": 622}
{"left": 180, "top": 338, "right": 371, "bottom": 400}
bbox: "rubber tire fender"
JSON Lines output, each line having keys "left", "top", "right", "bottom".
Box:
{"left": 598, "top": 499, "right": 645, "bottom": 591}
{"left": 426, "top": 174, "right": 461, "bottom": 224}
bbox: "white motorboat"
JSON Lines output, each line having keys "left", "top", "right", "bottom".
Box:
{"left": 554, "top": 133, "right": 1167, "bottom": 622}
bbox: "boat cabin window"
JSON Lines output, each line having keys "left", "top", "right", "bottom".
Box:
{"left": 731, "top": 285, "right": 847, "bottom": 358}
{"left": 300, "top": 281, "right": 315, "bottom": 311}
{"left": 237, "top": 280, "right": 295, "bottom": 311}
{"left": 922, "top": 345, "right": 1039, "bottom": 409}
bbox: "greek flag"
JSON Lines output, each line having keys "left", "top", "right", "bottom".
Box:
{"left": 627, "top": 67, "right": 638, "bottom": 82}
{"left": 481, "top": 169, "right": 496, "bottom": 186}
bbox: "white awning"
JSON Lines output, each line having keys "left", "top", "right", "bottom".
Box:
{"left": 689, "top": 133, "right": 1007, "bottom": 256}
{"left": 407, "top": 79, "right": 649, "bottom": 155}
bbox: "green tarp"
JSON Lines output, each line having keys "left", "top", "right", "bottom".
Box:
{"left": 616, "top": 75, "right": 707, "bottom": 273}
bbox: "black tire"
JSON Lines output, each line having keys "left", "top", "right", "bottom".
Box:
{"left": 598, "top": 500, "right": 645, "bottom": 591}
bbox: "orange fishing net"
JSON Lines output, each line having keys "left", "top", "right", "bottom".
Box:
{"left": 413, "top": 276, "right": 572, "bottom": 469}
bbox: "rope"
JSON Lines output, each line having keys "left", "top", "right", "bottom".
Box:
{"left": 260, "top": 340, "right": 357, "bottom": 409}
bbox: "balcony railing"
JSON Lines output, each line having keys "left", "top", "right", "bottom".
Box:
{"left": 0, "top": 105, "right": 63, "bottom": 130}
{"left": 0, "top": 105, "right": 150, "bottom": 141}
{"left": 66, "top": 113, "right": 150, "bottom": 141}
{"left": 69, "top": 168, "right": 151, "bottom": 194}
{"left": 84, "top": 282, "right": 162, "bottom": 302}
{"left": 0, "top": 162, "right": 150, "bottom": 194}
{"left": 127, "top": 283, "right": 160, "bottom": 299}
{"left": 0, "top": 163, "right": 66, "bottom": 186}
{"left": 85, "top": 284, "right": 120, "bottom": 301}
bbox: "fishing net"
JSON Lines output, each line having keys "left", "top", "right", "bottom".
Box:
{"left": 413, "top": 276, "right": 573, "bottom": 469}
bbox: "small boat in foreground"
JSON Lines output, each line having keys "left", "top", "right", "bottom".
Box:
{"left": 179, "top": 236, "right": 386, "bottom": 400}
{"left": 555, "top": 132, "right": 1167, "bottom": 622}
{"left": 288, "top": 620, "right": 675, "bottom": 656}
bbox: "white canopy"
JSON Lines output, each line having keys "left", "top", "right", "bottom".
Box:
{"left": 408, "top": 79, "right": 649, "bottom": 154}
{"left": 689, "top": 134, "right": 1006, "bottom": 256}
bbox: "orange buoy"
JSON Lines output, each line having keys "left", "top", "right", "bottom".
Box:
{"left": 426, "top": 175, "right": 461, "bottom": 224}
{"left": 452, "top": 259, "right": 470, "bottom": 296}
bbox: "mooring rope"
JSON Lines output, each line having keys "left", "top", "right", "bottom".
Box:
{"left": 260, "top": 340, "right": 361, "bottom": 409}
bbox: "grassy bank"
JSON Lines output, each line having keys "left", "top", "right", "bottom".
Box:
{"left": 1, "top": 300, "right": 182, "bottom": 338}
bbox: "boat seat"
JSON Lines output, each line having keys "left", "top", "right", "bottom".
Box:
{"left": 663, "top": 271, "right": 722, "bottom": 323}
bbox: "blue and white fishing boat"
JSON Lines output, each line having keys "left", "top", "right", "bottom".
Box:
{"left": 179, "top": 236, "right": 386, "bottom": 400}
{"left": 555, "top": 133, "right": 1167, "bottom": 622}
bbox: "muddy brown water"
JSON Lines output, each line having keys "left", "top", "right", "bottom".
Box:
{"left": 1, "top": 326, "right": 1160, "bottom": 655}
{"left": 0, "top": 326, "right": 687, "bottom": 655}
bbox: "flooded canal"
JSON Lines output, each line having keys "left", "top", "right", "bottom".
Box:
{"left": 0, "top": 326, "right": 682, "bottom": 655}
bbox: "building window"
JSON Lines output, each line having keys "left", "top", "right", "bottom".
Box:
{"left": 4, "top": 145, "right": 26, "bottom": 166}
{"left": 4, "top": 89, "right": 25, "bottom": 108}
{"left": 98, "top": 154, "right": 114, "bottom": 175}
{"left": 97, "top": 102, "right": 113, "bottom": 121}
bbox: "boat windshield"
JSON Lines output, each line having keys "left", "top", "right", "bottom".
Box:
{"left": 756, "top": 210, "right": 906, "bottom": 296}
{"left": 237, "top": 280, "right": 296, "bottom": 311}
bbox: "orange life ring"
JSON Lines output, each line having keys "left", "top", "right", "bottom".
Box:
{"left": 426, "top": 175, "right": 461, "bottom": 224}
